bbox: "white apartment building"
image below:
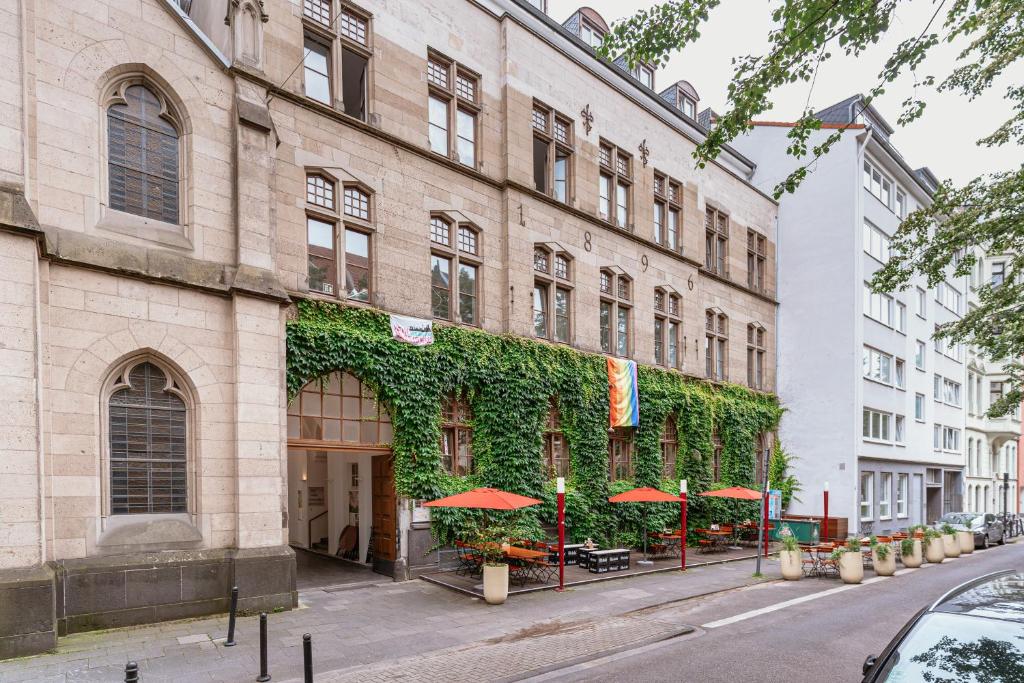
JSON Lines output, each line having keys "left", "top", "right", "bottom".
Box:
{"left": 733, "top": 95, "right": 967, "bottom": 534}
{"left": 965, "top": 249, "right": 1021, "bottom": 516}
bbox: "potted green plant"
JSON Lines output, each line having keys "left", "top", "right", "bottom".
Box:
{"left": 469, "top": 521, "right": 526, "bottom": 605}
{"left": 870, "top": 538, "right": 896, "bottom": 576}
{"left": 832, "top": 538, "right": 864, "bottom": 584}
{"left": 779, "top": 534, "right": 802, "bottom": 580}
{"left": 940, "top": 523, "right": 961, "bottom": 558}
{"left": 900, "top": 533, "right": 922, "bottom": 568}
{"left": 922, "top": 527, "right": 945, "bottom": 564}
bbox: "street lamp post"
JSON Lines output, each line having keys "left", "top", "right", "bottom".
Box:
{"left": 823, "top": 481, "right": 830, "bottom": 544}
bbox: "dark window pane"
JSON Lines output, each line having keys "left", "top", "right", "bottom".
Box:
{"left": 341, "top": 47, "right": 367, "bottom": 120}
{"left": 533, "top": 137, "right": 549, "bottom": 193}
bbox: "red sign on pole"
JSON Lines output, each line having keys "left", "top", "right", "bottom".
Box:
{"left": 556, "top": 477, "right": 565, "bottom": 591}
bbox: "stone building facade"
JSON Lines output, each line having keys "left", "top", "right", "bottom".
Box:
{"left": 0, "top": 0, "right": 778, "bottom": 656}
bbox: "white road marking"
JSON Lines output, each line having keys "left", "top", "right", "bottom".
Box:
{"left": 702, "top": 576, "right": 890, "bottom": 629}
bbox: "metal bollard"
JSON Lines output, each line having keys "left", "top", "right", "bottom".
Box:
{"left": 303, "top": 633, "right": 313, "bottom": 683}
{"left": 125, "top": 661, "right": 139, "bottom": 683}
{"left": 257, "top": 612, "right": 271, "bottom": 682}
{"left": 225, "top": 586, "right": 239, "bottom": 647}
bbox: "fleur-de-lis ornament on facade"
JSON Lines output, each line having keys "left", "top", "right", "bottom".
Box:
{"left": 580, "top": 104, "right": 594, "bottom": 135}
{"left": 639, "top": 139, "right": 650, "bottom": 167}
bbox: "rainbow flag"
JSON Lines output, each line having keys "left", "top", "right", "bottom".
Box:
{"left": 607, "top": 357, "right": 639, "bottom": 428}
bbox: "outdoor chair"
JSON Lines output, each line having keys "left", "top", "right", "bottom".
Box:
{"left": 527, "top": 557, "right": 556, "bottom": 583}
{"left": 508, "top": 559, "right": 532, "bottom": 586}
{"left": 454, "top": 541, "right": 482, "bottom": 577}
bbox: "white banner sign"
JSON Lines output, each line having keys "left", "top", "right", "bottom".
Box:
{"left": 389, "top": 314, "right": 434, "bottom": 346}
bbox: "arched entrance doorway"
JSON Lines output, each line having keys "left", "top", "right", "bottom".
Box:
{"left": 287, "top": 371, "right": 397, "bottom": 582}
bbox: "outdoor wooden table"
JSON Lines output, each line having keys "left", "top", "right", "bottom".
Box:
{"left": 505, "top": 546, "right": 547, "bottom": 560}
{"left": 648, "top": 533, "right": 681, "bottom": 558}
{"left": 802, "top": 544, "right": 840, "bottom": 577}
{"left": 697, "top": 529, "right": 731, "bottom": 552}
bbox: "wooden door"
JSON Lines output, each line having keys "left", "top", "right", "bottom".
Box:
{"left": 371, "top": 454, "right": 397, "bottom": 573}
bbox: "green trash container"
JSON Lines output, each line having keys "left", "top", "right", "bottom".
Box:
{"left": 770, "top": 518, "right": 820, "bottom": 544}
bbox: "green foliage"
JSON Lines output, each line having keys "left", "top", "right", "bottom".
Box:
{"left": 287, "top": 300, "right": 784, "bottom": 547}
{"left": 780, "top": 534, "right": 800, "bottom": 552}
{"left": 600, "top": 0, "right": 1024, "bottom": 415}
{"left": 830, "top": 536, "right": 862, "bottom": 561}
{"left": 768, "top": 437, "right": 801, "bottom": 510}
{"left": 467, "top": 519, "right": 537, "bottom": 566}
{"left": 874, "top": 542, "right": 891, "bottom": 561}
{"left": 922, "top": 527, "right": 942, "bottom": 548}
{"left": 941, "top": 523, "right": 957, "bottom": 536}
{"left": 900, "top": 537, "right": 916, "bottom": 556}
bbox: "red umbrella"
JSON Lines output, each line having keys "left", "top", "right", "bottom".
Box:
{"left": 609, "top": 487, "right": 682, "bottom": 563}
{"left": 698, "top": 486, "right": 762, "bottom": 500}
{"left": 424, "top": 487, "right": 542, "bottom": 510}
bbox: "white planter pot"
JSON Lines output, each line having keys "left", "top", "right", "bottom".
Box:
{"left": 901, "top": 539, "right": 922, "bottom": 568}
{"left": 957, "top": 531, "right": 974, "bottom": 554}
{"left": 924, "top": 538, "right": 945, "bottom": 564}
{"left": 839, "top": 551, "right": 863, "bottom": 584}
{"left": 483, "top": 563, "right": 509, "bottom": 605}
{"left": 779, "top": 550, "right": 802, "bottom": 580}
{"left": 871, "top": 547, "right": 897, "bottom": 576}
{"left": 942, "top": 533, "right": 961, "bottom": 558}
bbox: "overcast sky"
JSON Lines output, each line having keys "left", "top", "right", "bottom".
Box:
{"left": 547, "top": 0, "right": 1023, "bottom": 186}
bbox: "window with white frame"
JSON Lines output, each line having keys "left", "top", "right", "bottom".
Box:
{"left": 879, "top": 472, "right": 892, "bottom": 519}
{"left": 896, "top": 302, "right": 907, "bottom": 333}
{"left": 863, "top": 408, "right": 893, "bottom": 442}
{"left": 915, "top": 340, "right": 926, "bottom": 370}
{"left": 860, "top": 472, "right": 874, "bottom": 520}
{"left": 894, "top": 415, "right": 905, "bottom": 444}
{"left": 915, "top": 393, "right": 925, "bottom": 421}
{"left": 992, "top": 261, "right": 1006, "bottom": 286}
{"left": 935, "top": 281, "right": 962, "bottom": 314}
{"left": 895, "top": 358, "right": 906, "bottom": 389}
{"left": 863, "top": 346, "right": 893, "bottom": 385}
{"left": 943, "top": 378, "right": 962, "bottom": 407}
{"left": 896, "top": 189, "right": 907, "bottom": 219}
{"left": 863, "top": 160, "right": 893, "bottom": 209}
{"left": 934, "top": 373, "right": 942, "bottom": 401}
{"left": 915, "top": 287, "right": 926, "bottom": 318}
{"left": 933, "top": 424, "right": 942, "bottom": 450}
{"left": 863, "top": 220, "right": 891, "bottom": 262}
{"left": 943, "top": 426, "right": 961, "bottom": 452}
{"left": 896, "top": 473, "right": 908, "bottom": 518}
{"left": 863, "top": 284, "right": 894, "bottom": 326}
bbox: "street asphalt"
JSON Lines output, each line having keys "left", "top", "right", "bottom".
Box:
{"left": 543, "top": 540, "right": 1024, "bottom": 683}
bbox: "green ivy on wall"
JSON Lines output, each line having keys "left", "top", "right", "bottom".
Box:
{"left": 287, "top": 300, "right": 784, "bottom": 546}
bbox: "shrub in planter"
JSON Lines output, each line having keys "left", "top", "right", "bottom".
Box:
{"left": 469, "top": 521, "right": 532, "bottom": 605}
{"left": 900, "top": 535, "right": 922, "bottom": 568}
{"left": 871, "top": 539, "right": 897, "bottom": 576}
{"left": 779, "top": 534, "right": 802, "bottom": 580}
{"left": 832, "top": 538, "right": 864, "bottom": 584}
{"left": 923, "top": 528, "right": 945, "bottom": 564}
{"left": 940, "top": 523, "right": 961, "bottom": 558}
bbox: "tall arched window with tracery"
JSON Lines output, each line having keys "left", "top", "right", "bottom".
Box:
{"left": 107, "top": 82, "right": 181, "bottom": 225}
{"left": 108, "top": 361, "right": 188, "bottom": 514}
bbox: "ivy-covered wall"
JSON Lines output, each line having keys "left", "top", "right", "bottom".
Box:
{"left": 287, "top": 301, "right": 784, "bottom": 545}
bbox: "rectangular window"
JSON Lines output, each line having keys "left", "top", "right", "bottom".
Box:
{"left": 668, "top": 207, "right": 680, "bottom": 252}
{"left": 863, "top": 220, "right": 890, "bottom": 262}
{"left": 895, "top": 358, "right": 905, "bottom": 389}
{"left": 934, "top": 424, "right": 942, "bottom": 450}
{"left": 863, "top": 284, "right": 894, "bottom": 326}
{"left": 896, "top": 302, "right": 907, "bottom": 333}
{"left": 896, "top": 474, "right": 909, "bottom": 518}
{"left": 916, "top": 287, "right": 926, "bottom": 318}
{"left": 991, "top": 380, "right": 1004, "bottom": 408}
{"left": 934, "top": 373, "right": 942, "bottom": 400}
{"left": 307, "top": 217, "right": 336, "bottom": 295}
{"left": 533, "top": 283, "right": 548, "bottom": 338}
{"left": 653, "top": 173, "right": 682, "bottom": 251}
{"left": 430, "top": 254, "right": 451, "bottom": 319}
{"left": 860, "top": 472, "right": 874, "bottom": 521}
{"left": 654, "top": 317, "right": 664, "bottom": 365}
{"left": 456, "top": 108, "right": 476, "bottom": 167}
{"left": 862, "top": 408, "right": 892, "bottom": 442}
{"left": 554, "top": 150, "right": 569, "bottom": 203}
{"left": 428, "top": 96, "right": 449, "bottom": 155}
{"left": 894, "top": 416, "right": 905, "bottom": 444}
{"left": 303, "top": 37, "right": 331, "bottom": 104}
{"left": 616, "top": 307, "right": 630, "bottom": 356}
{"left": 896, "top": 190, "right": 907, "bottom": 219}
{"left": 340, "top": 47, "right": 368, "bottom": 120}
{"left": 554, "top": 287, "right": 570, "bottom": 343}
{"left": 862, "top": 346, "right": 894, "bottom": 385}
{"left": 915, "top": 340, "right": 926, "bottom": 370}
{"left": 747, "top": 230, "right": 767, "bottom": 291}
{"left": 992, "top": 261, "right": 1006, "bottom": 286}
{"left": 344, "top": 229, "right": 370, "bottom": 302}
{"left": 599, "top": 301, "right": 612, "bottom": 353}
{"left": 616, "top": 182, "right": 629, "bottom": 227}
{"left": 533, "top": 107, "right": 573, "bottom": 203}
{"left": 943, "top": 378, "right": 962, "bottom": 407}
{"left": 864, "top": 159, "right": 893, "bottom": 209}
{"left": 653, "top": 200, "right": 665, "bottom": 245}
{"left": 668, "top": 321, "right": 679, "bottom": 369}
{"left": 705, "top": 207, "right": 729, "bottom": 275}
{"left": 879, "top": 472, "right": 892, "bottom": 519}
{"left": 458, "top": 263, "right": 477, "bottom": 325}
{"left": 599, "top": 174, "right": 611, "bottom": 219}
{"left": 915, "top": 393, "right": 925, "bottom": 421}
{"left": 304, "top": 0, "right": 331, "bottom": 26}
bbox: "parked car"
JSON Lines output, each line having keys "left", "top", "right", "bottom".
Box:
{"left": 932, "top": 512, "right": 1004, "bottom": 548}
{"left": 862, "top": 569, "right": 1024, "bottom": 682}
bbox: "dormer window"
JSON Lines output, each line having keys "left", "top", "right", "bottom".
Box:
{"left": 580, "top": 20, "right": 603, "bottom": 49}
{"left": 633, "top": 65, "right": 654, "bottom": 90}
{"left": 681, "top": 96, "right": 696, "bottom": 119}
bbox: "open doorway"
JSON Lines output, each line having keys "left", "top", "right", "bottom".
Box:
{"left": 286, "top": 372, "right": 397, "bottom": 586}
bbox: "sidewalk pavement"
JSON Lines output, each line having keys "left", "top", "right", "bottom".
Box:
{"left": 0, "top": 555, "right": 780, "bottom": 683}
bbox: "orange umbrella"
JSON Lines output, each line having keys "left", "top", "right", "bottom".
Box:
{"left": 609, "top": 487, "right": 682, "bottom": 563}
{"left": 698, "top": 486, "right": 762, "bottom": 500}
{"left": 424, "top": 487, "right": 542, "bottom": 510}
{"left": 609, "top": 487, "right": 681, "bottom": 503}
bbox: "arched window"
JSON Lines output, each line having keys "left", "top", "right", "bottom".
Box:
{"left": 108, "top": 361, "right": 187, "bottom": 514}
{"left": 441, "top": 394, "right": 473, "bottom": 475}
{"left": 533, "top": 244, "right": 573, "bottom": 343}
{"left": 661, "top": 417, "right": 678, "bottom": 480}
{"left": 543, "top": 402, "right": 569, "bottom": 478}
{"left": 107, "top": 82, "right": 181, "bottom": 224}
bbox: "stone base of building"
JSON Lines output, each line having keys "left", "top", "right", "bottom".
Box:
{"left": 0, "top": 546, "right": 296, "bottom": 658}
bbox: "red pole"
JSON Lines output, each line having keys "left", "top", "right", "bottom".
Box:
{"left": 823, "top": 483, "right": 830, "bottom": 544}
{"left": 680, "top": 479, "right": 688, "bottom": 572}
{"left": 556, "top": 477, "right": 565, "bottom": 592}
